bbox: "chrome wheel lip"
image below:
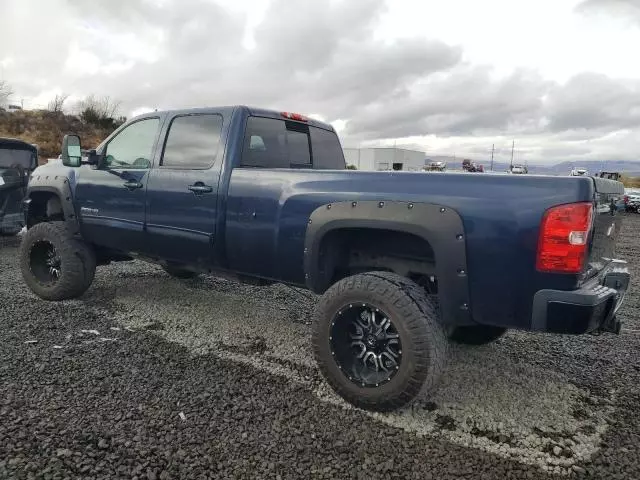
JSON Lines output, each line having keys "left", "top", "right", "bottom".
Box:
{"left": 329, "top": 302, "right": 403, "bottom": 388}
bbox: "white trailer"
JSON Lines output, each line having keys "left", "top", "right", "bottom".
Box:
{"left": 343, "top": 147, "right": 426, "bottom": 171}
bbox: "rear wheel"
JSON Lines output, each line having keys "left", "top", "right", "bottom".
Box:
{"left": 19, "top": 222, "right": 96, "bottom": 300}
{"left": 449, "top": 325, "right": 507, "bottom": 345}
{"left": 312, "top": 271, "right": 448, "bottom": 412}
{"left": 162, "top": 265, "right": 199, "bottom": 279}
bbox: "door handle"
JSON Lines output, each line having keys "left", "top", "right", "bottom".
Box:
{"left": 123, "top": 180, "right": 143, "bottom": 190}
{"left": 188, "top": 183, "right": 213, "bottom": 194}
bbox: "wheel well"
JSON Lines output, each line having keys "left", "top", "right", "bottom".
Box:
{"left": 316, "top": 228, "right": 437, "bottom": 292}
{"left": 27, "top": 192, "right": 64, "bottom": 226}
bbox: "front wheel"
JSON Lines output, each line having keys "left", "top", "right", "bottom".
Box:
{"left": 19, "top": 222, "right": 96, "bottom": 301}
{"left": 312, "top": 272, "right": 448, "bottom": 412}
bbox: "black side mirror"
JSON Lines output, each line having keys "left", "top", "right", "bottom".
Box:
{"left": 61, "top": 134, "right": 82, "bottom": 167}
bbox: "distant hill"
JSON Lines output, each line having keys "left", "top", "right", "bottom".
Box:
{"left": 424, "top": 155, "right": 640, "bottom": 177}
{"left": 0, "top": 109, "right": 119, "bottom": 162}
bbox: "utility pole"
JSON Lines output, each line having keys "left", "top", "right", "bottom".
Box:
{"left": 490, "top": 144, "right": 495, "bottom": 171}
{"left": 510, "top": 140, "right": 515, "bottom": 170}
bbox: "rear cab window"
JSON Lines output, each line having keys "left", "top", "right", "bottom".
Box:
{"left": 240, "top": 116, "right": 345, "bottom": 170}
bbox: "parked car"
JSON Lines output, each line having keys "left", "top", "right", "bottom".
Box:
{"left": 0, "top": 137, "right": 37, "bottom": 235}
{"left": 571, "top": 167, "right": 589, "bottom": 176}
{"left": 598, "top": 171, "right": 621, "bottom": 181}
{"left": 425, "top": 160, "right": 447, "bottom": 172}
{"left": 19, "top": 105, "right": 631, "bottom": 412}
{"left": 462, "top": 159, "right": 484, "bottom": 172}
{"left": 625, "top": 189, "right": 640, "bottom": 213}
{"left": 510, "top": 165, "right": 528, "bottom": 174}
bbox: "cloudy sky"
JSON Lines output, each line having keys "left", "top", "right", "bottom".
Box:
{"left": 2, "top": 0, "right": 640, "bottom": 164}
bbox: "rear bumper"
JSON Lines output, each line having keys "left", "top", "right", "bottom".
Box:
{"left": 531, "top": 260, "right": 630, "bottom": 334}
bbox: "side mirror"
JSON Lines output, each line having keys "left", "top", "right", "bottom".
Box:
{"left": 61, "top": 134, "right": 82, "bottom": 167}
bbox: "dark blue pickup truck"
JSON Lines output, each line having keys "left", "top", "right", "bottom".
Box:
{"left": 18, "top": 106, "right": 630, "bottom": 412}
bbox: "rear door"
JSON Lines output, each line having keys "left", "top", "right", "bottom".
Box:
{"left": 145, "top": 112, "right": 226, "bottom": 268}
{"left": 225, "top": 115, "right": 345, "bottom": 280}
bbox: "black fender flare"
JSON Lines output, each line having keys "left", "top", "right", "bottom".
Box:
{"left": 25, "top": 173, "right": 80, "bottom": 235}
{"left": 303, "top": 200, "right": 471, "bottom": 327}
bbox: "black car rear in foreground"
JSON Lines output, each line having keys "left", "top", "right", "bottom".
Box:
{"left": 0, "top": 137, "right": 37, "bottom": 236}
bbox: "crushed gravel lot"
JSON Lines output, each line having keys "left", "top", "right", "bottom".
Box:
{"left": 1, "top": 214, "right": 639, "bottom": 480}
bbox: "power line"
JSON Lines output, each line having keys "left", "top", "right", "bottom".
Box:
{"left": 490, "top": 144, "right": 494, "bottom": 171}
{"left": 510, "top": 140, "right": 515, "bottom": 169}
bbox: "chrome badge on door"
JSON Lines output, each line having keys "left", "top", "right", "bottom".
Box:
{"left": 80, "top": 207, "right": 99, "bottom": 216}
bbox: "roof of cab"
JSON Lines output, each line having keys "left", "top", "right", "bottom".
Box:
{"left": 134, "top": 105, "right": 336, "bottom": 132}
{"left": 0, "top": 137, "right": 38, "bottom": 152}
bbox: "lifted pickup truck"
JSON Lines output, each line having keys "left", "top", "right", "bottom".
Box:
{"left": 19, "top": 106, "right": 630, "bottom": 412}
{"left": 0, "top": 137, "right": 37, "bottom": 236}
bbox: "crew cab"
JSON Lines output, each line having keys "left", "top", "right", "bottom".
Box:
{"left": 19, "top": 106, "right": 631, "bottom": 412}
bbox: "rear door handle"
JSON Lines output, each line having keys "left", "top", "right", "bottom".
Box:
{"left": 188, "top": 183, "right": 213, "bottom": 194}
{"left": 123, "top": 180, "right": 143, "bottom": 190}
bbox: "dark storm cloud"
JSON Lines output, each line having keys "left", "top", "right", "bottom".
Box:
{"left": 343, "top": 66, "right": 552, "bottom": 139}
{"left": 544, "top": 72, "right": 640, "bottom": 132}
{"left": 0, "top": 0, "right": 458, "bottom": 123}
{"left": 63, "top": 0, "right": 461, "bottom": 121}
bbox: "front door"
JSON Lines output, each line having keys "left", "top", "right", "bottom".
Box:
{"left": 75, "top": 116, "right": 163, "bottom": 253}
{"left": 145, "top": 112, "right": 225, "bottom": 268}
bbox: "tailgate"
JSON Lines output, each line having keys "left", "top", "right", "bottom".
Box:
{"left": 585, "top": 177, "right": 625, "bottom": 278}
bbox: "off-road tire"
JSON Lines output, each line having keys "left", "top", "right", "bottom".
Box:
{"left": 312, "top": 271, "right": 448, "bottom": 412}
{"left": 449, "top": 325, "right": 507, "bottom": 345}
{"left": 19, "top": 221, "right": 96, "bottom": 301}
{"left": 162, "top": 265, "right": 199, "bottom": 279}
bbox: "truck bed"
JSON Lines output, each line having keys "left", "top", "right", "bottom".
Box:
{"left": 225, "top": 170, "right": 624, "bottom": 330}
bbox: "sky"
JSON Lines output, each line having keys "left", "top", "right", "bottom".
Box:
{"left": 2, "top": 0, "right": 640, "bottom": 165}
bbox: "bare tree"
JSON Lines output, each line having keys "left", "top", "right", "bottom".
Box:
{"left": 47, "top": 93, "right": 70, "bottom": 112}
{"left": 0, "top": 80, "right": 12, "bottom": 106}
{"left": 77, "top": 94, "right": 121, "bottom": 119}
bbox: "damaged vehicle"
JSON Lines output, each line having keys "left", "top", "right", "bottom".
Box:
{"left": 18, "top": 106, "right": 631, "bottom": 413}
{"left": 0, "top": 138, "right": 37, "bottom": 236}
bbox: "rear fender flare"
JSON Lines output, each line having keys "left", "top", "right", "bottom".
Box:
{"left": 303, "top": 200, "right": 471, "bottom": 326}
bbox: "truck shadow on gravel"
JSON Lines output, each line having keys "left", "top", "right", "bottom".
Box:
{"left": 70, "top": 261, "right": 618, "bottom": 476}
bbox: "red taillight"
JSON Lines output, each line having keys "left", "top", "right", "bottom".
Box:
{"left": 536, "top": 202, "right": 593, "bottom": 274}
{"left": 281, "top": 111, "right": 308, "bottom": 122}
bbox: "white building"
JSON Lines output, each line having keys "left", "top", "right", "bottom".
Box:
{"left": 343, "top": 147, "right": 426, "bottom": 171}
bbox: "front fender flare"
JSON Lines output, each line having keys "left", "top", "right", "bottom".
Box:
{"left": 25, "top": 173, "right": 79, "bottom": 235}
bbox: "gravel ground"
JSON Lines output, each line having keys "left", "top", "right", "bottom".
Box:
{"left": 1, "top": 214, "right": 639, "bottom": 479}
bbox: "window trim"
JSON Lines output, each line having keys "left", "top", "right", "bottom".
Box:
{"left": 101, "top": 116, "right": 162, "bottom": 170}
{"left": 158, "top": 113, "right": 224, "bottom": 171}
{"left": 285, "top": 120, "right": 312, "bottom": 168}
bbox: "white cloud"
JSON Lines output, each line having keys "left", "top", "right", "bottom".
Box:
{"left": 2, "top": 0, "right": 640, "bottom": 165}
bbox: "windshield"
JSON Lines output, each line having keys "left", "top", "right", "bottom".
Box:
{"left": 0, "top": 148, "right": 35, "bottom": 170}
